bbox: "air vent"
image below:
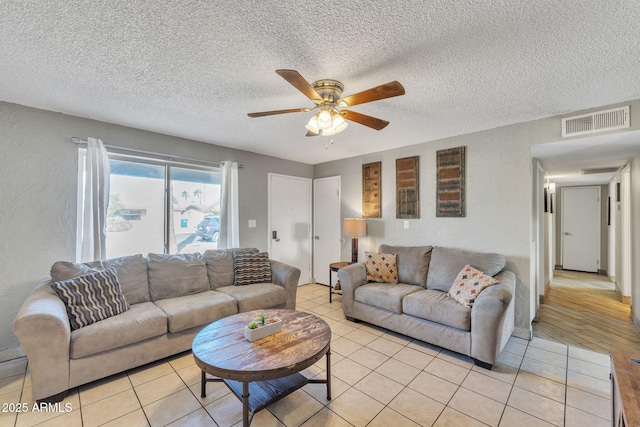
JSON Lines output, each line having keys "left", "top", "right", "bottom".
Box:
{"left": 581, "top": 166, "right": 622, "bottom": 175}
{"left": 562, "top": 106, "right": 629, "bottom": 137}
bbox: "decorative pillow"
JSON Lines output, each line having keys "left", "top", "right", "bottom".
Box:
{"left": 365, "top": 252, "right": 398, "bottom": 283}
{"left": 233, "top": 251, "right": 272, "bottom": 286}
{"left": 447, "top": 265, "right": 498, "bottom": 307}
{"left": 50, "top": 268, "right": 130, "bottom": 330}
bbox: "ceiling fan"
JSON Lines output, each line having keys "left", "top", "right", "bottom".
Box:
{"left": 248, "top": 69, "right": 405, "bottom": 137}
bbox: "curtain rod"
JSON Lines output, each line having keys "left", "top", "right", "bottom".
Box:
{"left": 71, "top": 137, "right": 243, "bottom": 168}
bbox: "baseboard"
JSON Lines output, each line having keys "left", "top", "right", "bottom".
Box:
{"left": 613, "top": 282, "right": 631, "bottom": 305}
{"left": 0, "top": 346, "right": 26, "bottom": 364}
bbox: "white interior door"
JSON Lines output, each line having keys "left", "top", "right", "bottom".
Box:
{"left": 313, "top": 176, "right": 341, "bottom": 285}
{"left": 268, "top": 174, "right": 312, "bottom": 285}
{"left": 561, "top": 186, "right": 600, "bottom": 272}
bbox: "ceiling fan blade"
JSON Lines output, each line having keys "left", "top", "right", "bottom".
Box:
{"left": 341, "top": 110, "right": 390, "bottom": 130}
{"left": 337, "top": 81, "right": 405, "bottom": 107}
{"left": 276, "top": 69, "right": 323, "bottom": 104}
{"left": 247, "top": 108, "right": 311, "bottom": 118}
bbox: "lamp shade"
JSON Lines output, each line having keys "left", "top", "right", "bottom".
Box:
{"left": 343, "top": 218, "right": 366, "bottom": 237}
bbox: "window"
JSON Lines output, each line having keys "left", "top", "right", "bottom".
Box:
{"left": 79, "top": 151, "right": 221, "bottom": 259}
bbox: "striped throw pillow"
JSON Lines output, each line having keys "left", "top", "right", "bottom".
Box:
{"left": 50, "top": 268, "right": 130, "bottom": 330}
{"left": 233, "top": 251, "right": 272, "bottom": 286}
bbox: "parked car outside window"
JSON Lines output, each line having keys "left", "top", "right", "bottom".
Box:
{"left": 196, "top": 216, "right": 220, "bottom": 242}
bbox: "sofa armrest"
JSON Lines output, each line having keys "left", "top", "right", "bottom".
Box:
{"left": 270, "top": 260, "right": 301, "bottom": 309}
{"left": 470, "top": 270, "right": 515, "bottom": 365}
{"left": 13, "top": 280, "right": 71, "bottom": 401}
{"left": 337, "top": 262, "right": 367, "bottom": 317}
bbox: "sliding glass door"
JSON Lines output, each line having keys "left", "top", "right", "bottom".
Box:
{"left": 104, "top": 156, "right": 220, "bottom": 258}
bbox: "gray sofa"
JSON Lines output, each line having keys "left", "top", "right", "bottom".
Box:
{"left": 13, "top": 249, "right": 300, "bottom": 402}
{"left": 338, "top": 245, "right": 515, "bottom": 368}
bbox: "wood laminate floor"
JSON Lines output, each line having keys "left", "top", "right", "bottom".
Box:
{"left": 533, "top": 269, "right": 640, "bottom": 354}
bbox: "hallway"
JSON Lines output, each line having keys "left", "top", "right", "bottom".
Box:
{"left": 533, "top": 269, "right": 640, "bottom": 354}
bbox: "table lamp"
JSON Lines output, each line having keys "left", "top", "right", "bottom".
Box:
{"left": 343, "top": 218, "right": 367, "bottom": 263}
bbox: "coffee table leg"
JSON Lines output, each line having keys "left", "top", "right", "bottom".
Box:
{"left": 201, "top": 370, "right": 206, "bottom": 398}
{"left": 326, "top": 346, "right": 332, "bottom": 400}
{"left": 242, "top": 381, "right": 250, "bottom": 427}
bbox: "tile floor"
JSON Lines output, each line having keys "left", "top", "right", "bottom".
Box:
{"left": 0, "top": 284, "right": 612, "bottom": 427}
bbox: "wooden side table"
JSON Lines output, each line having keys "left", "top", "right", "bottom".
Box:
{"left": 329, "top": 262, "right": 351, "bottom": 303}
{"left": 611, "top": 348, "right": 640, "bottom": 427}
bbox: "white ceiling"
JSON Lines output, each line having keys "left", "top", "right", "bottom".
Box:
{"left": 2, "top": 1, "right": 640, "bottom": 167}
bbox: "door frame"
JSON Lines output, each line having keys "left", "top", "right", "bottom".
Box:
{"left": 560, "top": 185, "right": 601, "bottom": 272}
{"left": 312, "top": 175, "right": 341, "bottom": 285}
{"left": 267, "top": 173, "right": 313, "bottom": 284}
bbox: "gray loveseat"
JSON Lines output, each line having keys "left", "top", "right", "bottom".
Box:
{"left": 13, "top": 249, "right": 300, "bottom": 402}
{"left": 338, "top": 245, "right": 515, "bottom": 368}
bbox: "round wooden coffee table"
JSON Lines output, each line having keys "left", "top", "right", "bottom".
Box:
{"left": 192, "top": 309, "right": 331, "bottom": 427}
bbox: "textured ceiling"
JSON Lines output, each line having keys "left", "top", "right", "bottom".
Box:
{"left": 2, "top": 1, "right": 640, "bottom": 166}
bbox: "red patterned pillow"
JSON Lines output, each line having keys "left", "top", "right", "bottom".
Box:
{"left": 447, "top": 265, "right": 498, "bottom": 307}
{"left": 365, "top": 252, "right": 398, "bottom": 283}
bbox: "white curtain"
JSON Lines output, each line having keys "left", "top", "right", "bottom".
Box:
{"left": 219, "top": 161, "right": 239, "bottom": 249}
{"left": 80, "top": 137, "right": 110, "bottom": 262}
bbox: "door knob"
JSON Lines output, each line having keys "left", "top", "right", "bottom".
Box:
{"left": 314, "top": 236, "right": 320, "bottom": 240}
{"left": 564, "top": 232, "right": 572, "bottom": 235}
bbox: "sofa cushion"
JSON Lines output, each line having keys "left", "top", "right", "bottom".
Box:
{"left": 403, "top": 289, "right": 472, "bottom": 331}
{"left": 98, "top": 255, "right": 150, "bottom": 304}
{"left": 365, "top": 252, "right": 398, "bottom": 283}
{"left": 354, "top": 283, "right": 423, "bottom": 314}
{"left": 216, "top": 284, "right": 287, "bottom": 312}
{"left": 70, "top": 302, "right": 167, "bottom": 358}
{"left": 154, "top": 291, "right": 238, "bottom": 333}
{"left": 448, "top": 265, "right": 498, "bottom": 307}
{"left": 233, "top": 251, "right": 272, "bottom": 286}
{"left": 147, "top": 253, "right": 209, "bottom": 301}
{"left": 378, "top": 245, "right": 433, "bottom": 287}
{"left": 51, "top": 254, "right": 151, "bottom": 304}
{"left": 204, "top": 248, "right": 258, "bottom": 289}
{"left": 51, "top": 268, "right": 130, "bottom": 331}
{"left": 426, "top": 247, "right": 506, "bottom": 292}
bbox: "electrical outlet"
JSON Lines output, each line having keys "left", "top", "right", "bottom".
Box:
{"left": 248, "top": 219, "right": 256, "bottom": 228}
{"left": 404, "top": 221, "right": 409, "bottom": 229}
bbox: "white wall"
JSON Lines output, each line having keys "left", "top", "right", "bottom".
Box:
{"left": 0, "top": 102, "right": 313, "bottom": 361}
{"left": 314, "top": 126, "right": 532, "bottom": 338}
{"left": 631, "top": 154, "right": 640, "bottom": 327}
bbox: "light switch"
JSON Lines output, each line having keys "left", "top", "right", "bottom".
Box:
{"left": 248, "top": 219, "right": 256, "bottom": 228}
{"left": 404, "top": 221, "right": 409, "bottom": 229}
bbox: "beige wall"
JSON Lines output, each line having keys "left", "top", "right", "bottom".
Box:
{"left": 0, "top": 102, "right": 313, "bottom": 361}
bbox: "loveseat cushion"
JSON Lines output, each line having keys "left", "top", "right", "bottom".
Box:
{"left": 354, "top": 283, "right": 423, "bottom": 314}
{"left": 154, "top": 291, "right": 237, "bottom": 333}
{"left": 403, "top": 289, "right": 472, "bottom": 331}
{"left": 147, "top": 253, "right": 209, "bottom": 300}
{"left": 378, "top": 245, "right": 433, "bottom": 287}
{"left": 426, "top": 247, "right": 506, "bottom": 292}
{"left": 51, "top": 254, "right": 150, "bottom": 304}
{"left": 216, "top": 283, "right": 287, "bottom": 312}
{"left": 204, "top": 248, "right": 258, "bottom": 289}
{"left": 70, "top": 302, "right": 167, "bottom": 359}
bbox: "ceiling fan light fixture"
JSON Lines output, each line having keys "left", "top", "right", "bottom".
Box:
{"left": 305, "top": 114, "right": 320, "bottom": 134}
{"left": 317, "top": 109, "right": 332, "bottom": 130}
{"left": 331, "top": 113, "right": 348, "bottom": 133}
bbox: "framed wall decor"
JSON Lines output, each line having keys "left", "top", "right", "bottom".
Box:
{"left": 396, "top": 156, "right": 419, "bottom": 218}
{"left": 362, "top": 161, "right": 381, "bottom": 218}
{"left": 436, "top": 146, "right": 466, "bottom": 217}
